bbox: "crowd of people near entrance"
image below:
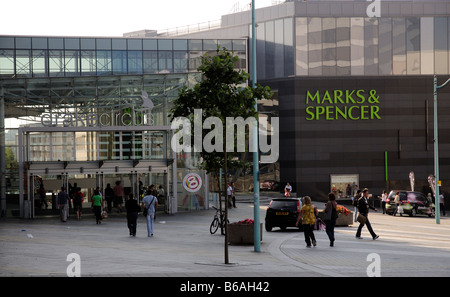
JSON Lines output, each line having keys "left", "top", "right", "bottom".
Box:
{"left": 52, "top": 181, "right": 164, "bottom": 237}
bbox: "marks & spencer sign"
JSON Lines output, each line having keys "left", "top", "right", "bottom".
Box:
{"left": 305, "top": 89, "right": 380, "bottom": 121}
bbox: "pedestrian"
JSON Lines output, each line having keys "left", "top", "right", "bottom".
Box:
{"left": 113, "top": 181, "right": 124, "bottom": 213}
{"left": 355, "top": 188, "right": 379, "bottom": 240}
{"left": 142, "top": 189, "right": 158, "bottom": 237}
{"left": 393, "top": 191, "right": 402, "bottom": 216}
{"left": 125, "top": 193, "right": 141, "bottom": 236}
{"left": 324, "top": 192, "right": 338, "bottom": 246}
{"left": 38, "top": 183, "right": 48, "bottom": 209}
{"left": 91, "top": 189, "right": 103, "bottom": 224}
{"left": 440, "top": 192, "right": 446, "bottom": 216}
{"left": 353, "top": 189, "right": 361, "bottom": 222}
{"left": 227, "top": 183, "right": 233, "bottom": 208}
{"left": 285, "top": 182, "right": 292, "bottom": 197}
{"left": 381, "top": 190, "right": 387, "bottom": 214}
{"left": 57, "top": 187, "right": 70, "bottom": 222}
{"left": 104, "top": 183, "right": 114, "bottom": 213}
{"left": 231, "top": 182, "right": 237, "bottom": 208}
{"left": 73, "top": 187, "right": 84, "bottom": 220}
{"left": 296, "top": 196, "right": 318, "bottom": 248}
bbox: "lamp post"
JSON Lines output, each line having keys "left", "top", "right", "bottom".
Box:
{"left": 251, "top": 0, "right": 261, "bottom": 252}
{"left": 433, "top": 75, "right": 450, "bottom": 224}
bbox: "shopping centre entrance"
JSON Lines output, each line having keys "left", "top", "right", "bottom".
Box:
{"left": 18, "top": 125, "right": 177, "bottom": 218}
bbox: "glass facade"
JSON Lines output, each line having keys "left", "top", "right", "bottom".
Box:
{"left": 252, "top": 16, "right": 450, "bottom": 80}
{"left": 0, "top": 37, "right": 247, "bottom": 216}
{"left": 0, "top": 37, "right": 246, "bottom": 78}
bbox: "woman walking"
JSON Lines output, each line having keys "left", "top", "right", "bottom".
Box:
{"left": 296, "top": 196, "right": 318, "bottom": 248}
{"left": 324, "top": 192, "right": 339, "bottom": 246}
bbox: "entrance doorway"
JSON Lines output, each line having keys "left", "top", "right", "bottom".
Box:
{"left": 18, "top": 125, "right": 175, "bottom": 219}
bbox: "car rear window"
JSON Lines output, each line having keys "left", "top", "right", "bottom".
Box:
{"left": 270, "top": 200, "right": 298, "bottom": 210}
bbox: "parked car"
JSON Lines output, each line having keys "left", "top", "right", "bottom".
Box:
{"left": 385, "top": 190, "right": 435, "bottom": 217}
{"left": 265, "top": 198, "right": 302, "bottom": 231}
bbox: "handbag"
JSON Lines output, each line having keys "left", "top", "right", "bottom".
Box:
{"left": 357, "top": 213, "right": 366, "bottom": 225}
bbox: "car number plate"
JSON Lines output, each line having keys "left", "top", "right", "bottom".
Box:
{"left": 276, "top": 212, "right": 289, "bottom": 215}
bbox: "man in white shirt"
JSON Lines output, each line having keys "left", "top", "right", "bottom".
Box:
{"left": 142, "top": 188, "right": 158, "bottom": 237}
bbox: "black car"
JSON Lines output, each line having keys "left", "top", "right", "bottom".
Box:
{"left": 265, "top": 198, "right": 302, "bottom": 231}
{"left": 386, "top": 190, "right": 435, "bottom": 217}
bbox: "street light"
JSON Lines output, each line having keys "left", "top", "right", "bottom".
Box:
{"left": 251, "top": 0, "right": 261, "bottom": 252}
{"left": 433, "top": 75, "right": 450, "bottom": 224}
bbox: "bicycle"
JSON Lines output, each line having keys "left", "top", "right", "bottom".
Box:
{"left": 209, "top": 206, "right": 229, "bottom": 235}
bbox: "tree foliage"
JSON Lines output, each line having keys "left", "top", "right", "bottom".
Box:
{"left": 170, "top": 47, "right": 272, "bottom": 173}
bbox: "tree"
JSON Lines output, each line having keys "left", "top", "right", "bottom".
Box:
{"left": 170, "top": 47, "right": 272, "bottom": 264}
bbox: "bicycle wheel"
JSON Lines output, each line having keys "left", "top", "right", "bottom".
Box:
{"left": 210, "top": 217, "right": 219, "bottom": 234}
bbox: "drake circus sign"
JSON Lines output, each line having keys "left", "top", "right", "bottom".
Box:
{"left": 305, "top": 89, "right": 381, "bottom": 121}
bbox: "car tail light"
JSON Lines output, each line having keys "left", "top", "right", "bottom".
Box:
{"left": 386, "top": 198, "right": 390, "bottom": 203}
{"left": 297, "top": 200, "right": 301, "bottom": 213}
{"left": 268, "top": 200, "right": 273, "bottom": 209}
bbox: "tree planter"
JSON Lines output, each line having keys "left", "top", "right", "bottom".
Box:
{"left": 317, "top": 210, "right": 353, "bottom": 226}
{"left": 228, "top": 223, "right": 263, "bottom": 245}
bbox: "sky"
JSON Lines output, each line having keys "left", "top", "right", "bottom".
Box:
{"left": 0, "top": 0, "right": 276, "bottom": 37}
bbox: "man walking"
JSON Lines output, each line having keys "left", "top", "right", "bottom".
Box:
{"left": 356, "top": 188, "right": 379, "bottom": 240}
{"left": 57, "top": 187, "right": 70, "bottom": 222}
{"left": 142, "top": 189, "right": 158, "bottom": 237}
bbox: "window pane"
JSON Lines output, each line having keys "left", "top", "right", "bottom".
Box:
{"left": 32, "top": 49, "right": 48, "bottom": 77}
{"left": 255, "top": 22, "right": 266, "bottom": 79}
{"left": 81, "top": 50, "right": 96, "bottom": 76}
{"left": 336, "top": 18, "right": 350, "bottom": 75}
{"left": 265, "top": 20, "right": 275, "bottom": 78}
{"left": 173, "top": 51, "right": 187, "bottom": 73}
{"left": 393, "top": 18, "right": 406, "bottom": 75}
{"left": 308, "top": 18, "right": 322, "bottom": 76}
{"left": 112, "top": 50, "right": 127, "bottom": 74}
{"left": 322, "top": 18, "right": 336, "bottom": 76}
{"left": 364, "top": 18, "right": 378, "bottom": 75}
{"left": 421, "top": 17, "right": 434, "bottom": 75}
{"left": 158, "top": 50, "right": 173, "bottom": 73}
{"left": 434, "top": 17, "right": 448, "bottom": 74}
{"left": 406, "top": 17, "right": 420, "bottom": 74}
{"left": 128, "top": 50, "right": 142, "bottom": 74}
{"left": 32, "top": 37, "right": 47, "bottom": 49}
{"left": 64, "top": 50, "right": 80, "bottom": 76}
{"left": 49, "top": 50, "right": 64, "bottom": 77}
{"left": 0, "top": 49, "right": 14, "bottom": 77}
{"left": 127, "top": 39, "right": 142, "bottom": 50}
{"left": 351, "top": 18, "right": 364, "bottom": 75}
{"left": 143, "top": 51, "right": 157, "bottom": 73}
{"left": 174, "top": 39, "right": 187, "bottom": 50}
{"left": 188, "top": 50, "right": 202, "bottom": 72}
{"left": 65, "top": 38, "right": 80, "bottom": 50}
{"left": 15, "top": 50, "right": 31, "bottom": 77}
{"left": 296, "top": 18, "right": 308, "bottom": 76}
{"left": 379, "top": 18, "right": 392, "bottom": 75}
{"left": 96, "top": 50, "right": 112, "bottom": 75}
{"left": 274, "top": 19, "right": 284, "bottom": 78}
{"left": 158, "top": 39, "right": 172, "bottom": 50}
{"left": 81, "top": 38, "right": 95, "bottom": 50}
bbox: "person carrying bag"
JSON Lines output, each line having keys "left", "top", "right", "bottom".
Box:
{"left": 324, "top": 192, "right": 339, "bottom": 246}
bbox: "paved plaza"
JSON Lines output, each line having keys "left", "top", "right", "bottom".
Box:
{"left": 1, "top": 197, "right": 450, "bottom": 278}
